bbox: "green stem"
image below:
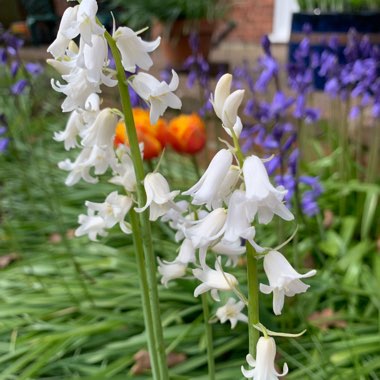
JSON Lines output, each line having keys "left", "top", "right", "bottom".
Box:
{"left": 201, "top": 293, "right": 215, "bottom": 380}
{"left": 105, "top": 31, "right": 168, "bottom": 380}
{"left": 246, "top": 242, "right": 260, "bottom": 357}
{"left": 366, "top": 122, "right": 380, "bottom": 183}
{"left": 129, "top": 209, "right": 161, "bottom": 377}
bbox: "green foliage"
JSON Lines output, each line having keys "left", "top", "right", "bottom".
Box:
{"left": 1, "top": 62, "right": 380, "bottom": 378}
{"left": 110, "top": 0, "right": 228, "bottom": 30}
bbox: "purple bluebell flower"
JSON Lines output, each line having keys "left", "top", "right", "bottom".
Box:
{"left": 10, "top": 60, "right": 19, "bottom": 77}
{"left": 265, "top": 155, "right": 281, "bottom": 175}
{"left": 349, "top": 105, "right": 360, "bottom": 120}
{"left": 25, "top": 62, "right": 43, "bottom": 76}
{"left": 324, "top": 77, "right": 340, "bottom": 98}
{"left": 0, "top": 48, "right": 6, "bottom": 64}
{"left": 254, "top": 55, "right": 278, "bottom": 93}
{"left": 0, "top": 114, "right": 9, "bottom": 153}
{"left": 275, "top": 174, "right": 295, "bottom": 203}
{"left": 11, "top": 79, "right": 28, "bottom": 95}
{"left": 261, "top": 35, "right": 272, "bottom": 57}
{"left": 301, "top": 191, "right": 320, "bottom": 216}
{"left": 288, "top": 148, "right": 299, "bottom": 176}
{"left": 372, "top": 102, "right": 380, "bottom": 119}
{"left": 244, "top": 99, "right": 255, "bottom": 117}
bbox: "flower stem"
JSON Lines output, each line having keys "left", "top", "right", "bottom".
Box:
{"left": 129, "top": 209, "right": 161, "bottom": 377}
{"left": 105, "top": 30, "right": 168, "bottom": 380}
{"left": 246, "top": 242, "right": 260, "bottom": 357}
{"left": 201, "top": 293, "right": 216, "bottom": 380}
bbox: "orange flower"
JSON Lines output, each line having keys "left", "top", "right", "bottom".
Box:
{"left": 167, "top": 113, "right": 206, "bottom": 154}
{"left": 114, "top": 108, "right": 167, "bottom": 160}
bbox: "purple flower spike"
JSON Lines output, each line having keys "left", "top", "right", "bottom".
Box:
{"left": 261, "top": 35, "right": 272, "bottom": 56}
{"left": 0, "top": 137, "right": 9, "bottom": 152}
{"left": 25, "top": 62, "right": 43, "bottom": 76}
{"left": 349, "top": 105, "right": 360, "bottom": 120}
{"left": 265, "top": 155, "right": 281, "bottom": 175}
{"left": 10, "top": 60, "right": 20, "bottom": 77}
{"left": 11, "top": 79, "right": 28, "bottom": 95}
{"left": 301, "top": 192, "right": 320, "bottom": 216}
{"left": 0, "top": 48, "right": 6, "bottom": 64}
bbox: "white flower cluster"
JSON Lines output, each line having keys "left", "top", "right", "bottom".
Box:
{"left": 48, "top": 3, "right": 316, "bottom": 377}
{"left": 48, "top": 0, "right": 181, "bottom": 240}
{"left": 155, "top": 74, "right": 316, "bottom": 379}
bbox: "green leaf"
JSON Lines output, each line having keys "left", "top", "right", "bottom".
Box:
{"left": 361, "top": 191, "right": 378, "bottom": 239}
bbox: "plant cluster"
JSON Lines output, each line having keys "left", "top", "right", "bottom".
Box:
{"left": 46, "top": 0, "right": 317, "bottom": 378}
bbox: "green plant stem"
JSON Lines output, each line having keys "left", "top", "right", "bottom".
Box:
{"left": 201, "top": 293, "right": 215, "bottom": 380}
{"left": 246, "top": 242, "right": 260, "bottom": 358}
{"left": 129, "top": 209, "right": 161, "bottom": 377}
{"left": 105, "top": 30, "right": 168, "bottom": 380}
{"left": 366, "top": 122, "right": 380, "bottom": 183}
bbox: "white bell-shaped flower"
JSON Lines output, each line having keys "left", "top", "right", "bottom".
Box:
{"left": 183, "top": 149, "right": 233, "bottom": 210}
{"left": 210, "top": 73, "right": 232, "bottom": 119}
{"left": 130, "top": 70, "right": 182, "bottom": 124}
{"left": 185, "top": 208, "right": 227, "bottom": 249}
{"left": 157, "top": 238, "right": 195, "bottom": 287}
{"left": 161, "top": 200, "right": 189, "bottom": 231}
{"left": 211, "top": 239, "right": 245, "bottom": 267}
{"left": 241, "top": 336, "right": 288, "bottom": 379}
{"left": 224, "top": 190, "right": 255, "bottom": 243}
{"left": 193, "top": 257, "right": 238, "bottom": 301}
{"left": 80, "top": 108, "right": 118, "bottom": 148}
{"left": 53, "top": 110, "right": 84, "bottom": 150}
{"left": 81, "top": 34, "right": 110, "bottom": 84}
{"left": 75, "top": 212, "right": 107, "bottom": 241}
{"left": 260, "top": 250, "right": 316, "bottom": 315}
{"left": 210, "top": 73, "right": 244, "bottom": 137}
{"left": 177, "top": 238, "right": 196, "bottom": 264}
{"left": 85, "top": 191, "right": 132, "bottom": 234}
{"left": 51, "top": 68, "right": 101, "bottom": 112}
{"left": 114, "top": 26, "right": 161, "bottom": 73}
{"left": 216, "top": 297, "right": 248, "bottom": 329}
{"left": 221, "top": 89, "right": 244, "bottom": 137}
{"left": 157, "top": 259, "right": 187, "bottom": 287}
{"left": 76, "top": 0, "right": 105, "bottom": 45}
{"left": 243, "top": 155, "right": 294, "bottom": 224}
{"left": 109, "top": 146, "right": 137, "bottom": 193}
{"left": 47, "top": 6, "right": 79, "bottom": 58}
{"left": 135, "top": 172, "right": 180, "bottom": 221}
{"left": 58, "top": 144, "right": 117, "bottom": 186}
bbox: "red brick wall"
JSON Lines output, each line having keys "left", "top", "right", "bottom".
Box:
{"left": 228, "top": 0, "right": 274, "bottom": 43}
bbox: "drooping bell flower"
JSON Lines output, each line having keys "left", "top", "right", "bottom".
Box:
{"left": 260, "top": 250, "right": 316, "bottom": 315}
{"left": 193, "top": 257, "right": 238, "bottom": 301}
{"left": 113, "top": 26, "right": 161, "bottom": 73}
{"left": 166, "top": 113, "right": 206, "bottom": 154}
{"left": 183, "top": 149, "right": 233, "bottom": 209}
{"left": 241, "top": 336, "right": 288, "bottom": 379}
{"left": 216, "top": 297, "right": 248, "bottom": 329}
{"left": 135, "top": 172, "right": 179, "bottom": 221}
{"left": 130, "top": 70, "right": 182, "bottom": 125}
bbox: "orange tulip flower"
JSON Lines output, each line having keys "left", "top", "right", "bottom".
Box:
{"left": 167, "top": 113, "right": 206, "bottom": 154}
{"left": 114, "top": 108, "right": 167, "bottom": 160}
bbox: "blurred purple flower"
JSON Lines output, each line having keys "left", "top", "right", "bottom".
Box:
{"left": 25, "top": 62, "right": 43, "bottom": 76}
{"left": 0, "top": 48, "right": 6, "bottom": 64}
{"left": 265, "top": 155, "right": 281, "bottom": 175}
{"left": 11, "top": 79, "right": 28, "bottom": 95}
{"left": 349, "top": 105, "right": 360, "bottom": 120}
{"left": 301, "top": 191, "right": 320, "bottom": 216}
{"left": 0, "top": 114, "right": 9, "bottom": 153}
{"left": 10, "top": 60, "right": 19, "bottom": 77}
{"left": 255, "top": 55, "right": 278, "bottom": 93}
